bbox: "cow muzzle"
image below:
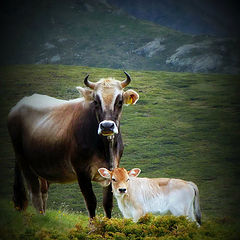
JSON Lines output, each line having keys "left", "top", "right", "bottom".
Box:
{"left": 98, "top": 120, "right": 118, "bottom": 136}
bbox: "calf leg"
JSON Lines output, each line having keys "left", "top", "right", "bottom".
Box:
{"left": 103, "top": 185, "right": 113, "bottom": 218}
{"left": 131, "top": 204, "right": 144, "bottom": 222}
{"left": 186, "top": 201, "right": 199, "bottom": 225}
{"left": 77, "top": 172, "right": 97, "bottom": 219}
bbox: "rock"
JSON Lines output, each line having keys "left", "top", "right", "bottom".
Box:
{"left": 50, "top": 55, "right": 61, "bottom": 63}
{"left": 58, "top": 38, "right": 68, "bottom": 43}
{"left": 166, "top": 41, "right": 224, "bottom": 72}
{"left": 44, "top": 42, "right": 56, "bottom": 49}
{"left": 133, "top": 38, "right": 165, "bottom": 57}
{"left": 84, "top": 3, "right": 94, "bottom": 12}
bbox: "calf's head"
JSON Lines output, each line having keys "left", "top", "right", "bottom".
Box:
{"left": 98, "top": 167, "right": 141, "bottom": 197}
{"left": 76, "top": 72, "right": 139, "bottom": 137}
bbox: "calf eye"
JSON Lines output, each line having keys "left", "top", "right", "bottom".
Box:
{"left": 126, "top": 179, "right": 129, "bottom": 182}
{"left": 112, "top": 178, "right": 116, "bottom": 182}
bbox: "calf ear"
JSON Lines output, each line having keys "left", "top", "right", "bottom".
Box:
{"left": 128, "top": 168, "right": 141, "bottom": 177}
{"left": 98, "top": 168, "right": 111, "bottom": 179}
{"left": 123, "top": 90, "right": 139, "bottom": 105}
{"left": 76, "top": 87, "right": 93, "bottom": 101}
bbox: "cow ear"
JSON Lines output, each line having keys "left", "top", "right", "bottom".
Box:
{"left": 76, "top": 87, "right": 94, "bottom": 101}
{"left": 98, "top": 168, "right": 111, "bottom": 179}
{"left": 123, "top": 90, "right": 139, "bottom": 105}
{"left": 128, "top": 168, "right": 141, "bottom": 177}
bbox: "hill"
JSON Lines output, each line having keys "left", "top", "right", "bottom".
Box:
{"left": 108, "top": 0, "right": 240, "bottom": 37}
{"left": 0, "top": 65, "right": 240, "bottom": 221}
{"left": 0, "top": 0, "right": 240, "bottom": 73}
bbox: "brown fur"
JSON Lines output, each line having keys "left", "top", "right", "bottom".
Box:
{"left": 8, "top": 75, "right": 138, "bottom": 218}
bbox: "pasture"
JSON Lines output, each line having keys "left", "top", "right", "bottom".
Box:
{"left": 0, "top": 65, "right": 240, "bottom": 239}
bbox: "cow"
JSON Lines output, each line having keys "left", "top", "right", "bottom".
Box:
{"left": 98, "top": 167, "right": 201, "bottom": 225}
{"left": 7, "top": 72, "right": 139, "bottom": 219}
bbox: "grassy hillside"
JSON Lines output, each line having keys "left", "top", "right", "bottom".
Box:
{"left": 0, "top": 0, "right": 188, "bottom": 67}
{"left": 108, "top": 0, "right": 240, "bottom": 37}
{"left": 1, "top": 0, "right": 240, "bottom": 73}
{"left": 0, "top": 65, "right": 240, "bottom": 237}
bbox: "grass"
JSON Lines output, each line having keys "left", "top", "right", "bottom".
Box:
{"left": 0, "top": 200, "right": 240, "bottom": 240}
{"left": 0, "top": 200, "right": 88, "bottom": 240}
{"left": 0, "top": 64, "right": 240, "bottom": 238}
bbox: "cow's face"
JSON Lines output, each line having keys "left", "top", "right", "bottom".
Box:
{"left": 98, "top": 167, "right": 141, "bottom": 197}
{"left": 77, "top": 72, "right": 139, "bottom": 137}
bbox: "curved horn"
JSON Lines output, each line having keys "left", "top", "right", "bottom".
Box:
{"left": 84, "top": 74, "right": 96, "bottom": 89}
{"left": 121, "top": 71, "right": 131, "bottom": 88}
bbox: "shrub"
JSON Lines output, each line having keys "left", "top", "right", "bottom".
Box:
{"left": 84, "top": 214, "right": 199, "bottom": 239}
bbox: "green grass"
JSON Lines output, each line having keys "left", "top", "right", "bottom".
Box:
{"left": 0, "top": 64, "right": 240, "bottom": 238}
{"left": 0, "top": 200, "right": 240, "bottom": 240}
{"left": 0, "top": 200, "right": 88, "bottom": 240}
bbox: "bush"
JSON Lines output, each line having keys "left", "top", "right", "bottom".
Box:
{"left": 1, "top": 209, "right": 240, "bottom": 240}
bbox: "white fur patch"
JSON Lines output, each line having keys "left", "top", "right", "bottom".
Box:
{"left": 98, "top": 120, "right": 118, "bottom": 135}
{"left": 113, "top": 177, "right": 198, "bottom": 223}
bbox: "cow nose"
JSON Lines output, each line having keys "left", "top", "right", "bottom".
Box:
{"left": 100, "top": 121, "right": 114, "bottom": 131}
{"left": 98, "top": 120, "right": 118, "bottom": 136}
{"left": 119, "top": 188, "right": 127, "bottom": 194}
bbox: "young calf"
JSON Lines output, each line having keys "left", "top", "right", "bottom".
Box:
{"left": 98, "top": 167, "right": 201, "bottom": 225}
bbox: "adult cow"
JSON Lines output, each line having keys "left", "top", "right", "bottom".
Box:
{"left": 7, "top": 72, "right": 139, "bottom": 219}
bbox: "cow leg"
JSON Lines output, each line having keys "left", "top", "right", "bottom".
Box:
{"left": 21, "top": 166, "right": 44, "bottom": 214}
{"left": 9, "top": 135, "right": 28, "bottom": 211}
{"left": 103, "top": 185, "right": 113, "bottom": 218}
{"left": 13, "top": 160, "right": 28, "bottom": 211}
{"left": 40, "top": 178, "right": 49, "bottom": 214}
{"left": 77, "top": 172, "right": 97, "bottom": 219}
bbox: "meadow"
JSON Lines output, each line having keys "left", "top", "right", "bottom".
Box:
{"left": 0, "top": 65, "right": 240, "bottom": 239}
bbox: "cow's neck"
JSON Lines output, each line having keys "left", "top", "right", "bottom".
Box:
{"left": 103, "top": 134, "right": 118, "bottom": 170}
{"left": 75, "top": 103, "right": 120, "bottom": 170}
{"left": 107, "top": 136, "right": 115, "bottom": 170}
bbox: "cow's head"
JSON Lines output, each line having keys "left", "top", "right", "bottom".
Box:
{"left": 76, "top": 72, "right": 139, "bottom": 137}
{"left": 98, "top": 167, "right": 141, "bottom": 197}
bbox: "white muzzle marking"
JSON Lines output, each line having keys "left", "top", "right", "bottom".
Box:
{"left": 98, "top": 120, "right": 118, "bottom": 136}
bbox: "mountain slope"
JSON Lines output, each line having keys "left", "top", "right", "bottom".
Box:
{"left": 1, "top": 65, "right": 240, "bottom": 219}
{"left": 108, "top": 0, "right": 240, "bottom": 37}
{"left": 0, "top": 0, "right": 239, "bottom": 73}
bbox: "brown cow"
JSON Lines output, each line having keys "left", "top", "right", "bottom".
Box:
{"left": 8, "top": 72, "right": 139, "bottom": 219}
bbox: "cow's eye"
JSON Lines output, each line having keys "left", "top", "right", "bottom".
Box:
{"left": 94, "top": 95, "right": 101, "bottom": 107}
{"left": 115, "top": 96, "right": 123, "bottom": 108}
{"left": 94, "top": 100, "right": 99, "bottom": 107}
{"left": 118, "top": 100, "right": 123, "bottom": 106}
{"left": 126, "top": 179, "right": 129, "bottom": 182}
{"left": 112, "top": 178, "right": 116, "bottom": 182}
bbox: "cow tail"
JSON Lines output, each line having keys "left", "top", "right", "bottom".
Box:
{"left": 189, "top": 181, "right": 201, "bottom": 225}
{"left": 13, "top": 161, "right": 28, "bottom": 211}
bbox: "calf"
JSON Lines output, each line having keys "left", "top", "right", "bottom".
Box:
{"left": 98, "top": 167, "right": 201, "bottom": 225}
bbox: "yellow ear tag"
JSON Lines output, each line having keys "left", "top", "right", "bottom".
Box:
{"left": 127, "top": 97, "right": 133, "bottom": 104}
